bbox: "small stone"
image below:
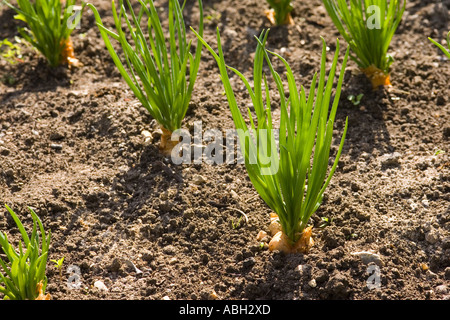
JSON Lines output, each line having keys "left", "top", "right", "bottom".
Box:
{"left": 297, "top": 264, "right": 312, "bottom": 278}
{"left": 230, "top": 190, "right": 240, "bottom": 201}
{"left": 162, "top": 245, "right": 176, "bottom": 255}
{"left": 351, "top": 251, "right": 383, "bottom": 266}
{"left": 308, "top": 279, "right": 317, "bottom": 288}
{"left": 192, "top": 174, "right": 207, "bottom": 185}
{"left": 223, "top": 28, "right": 238, "bottom": 38}
{"left": 380, "top": 152, "right": 401, "bottom": 167}
{"left": 435, "top": 285, "right": 447, "bottom": 295}
{"left": 142, "top": 130, "right": 151, "bottom": 137}
{"left": 68, "top": 90, "right": 88, "bottom": 97}
{"left": 360, "top": 152, "right": 371, "bottom": 160}
{"left": 141, "top": 130, "right": 153, "bottom": 145}
{"left": 50, "top": 143, "right": 63, "bottom": 150}
{"left": 94, "top": 280, "right": 108, "bottom": 291}
{"left": 412, "top": 76, "right": 423, "bottom": 86}
{"left": 425, "top": 229, "right": 439, "bottom": 244}
{"left": 162, "top": 296, "right": 171, "bottom": 300}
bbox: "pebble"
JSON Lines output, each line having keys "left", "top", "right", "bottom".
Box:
{"left": 412, "top": 76, "right": 422, "bottom": 86}
{"left": 296, "top": 264, "right": 309, "bottom": 275}
{"left": 94, "top": 280, "right": 108, "bottom": 291}
{"left": 425, "top": 229, "right": 439, "bottom": 244}
{"left": 308, "top": 279, "right": 317, "bottom": 288}
{"left": 380, "top": 152, "right": 401, "bottom": 167}
{"left": 50, "top": 143, "right": 63, "bottom": 150}
{"left": 351, "top": 251, "right": 383, "bottom": 267}
{"left": 230, "top": 190, "right": 240, "bottom": 201}
{"left": 141, "top": 130, "right": 153, "bottom": 145}
{"left": 192, "top": 174, "right": 207, "bottom": 185}
{"left": 162, "top": 245, "right": 177, "bottom": 255}
{"left": 435, "top": 285, "right": 447, "bottom": 295}
{"left": 223, "top": 28, "right": 238, "bottom": 38}
{"left": 68, "top": 90, "right": 88, "bottom": 97}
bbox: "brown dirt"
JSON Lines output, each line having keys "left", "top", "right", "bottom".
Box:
{"left": 0, "top": 0, "right": 449, "bottom": 301}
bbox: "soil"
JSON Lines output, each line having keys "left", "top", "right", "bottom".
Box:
{"left": 0, "top": 0, "right": 449, "bottom": 301}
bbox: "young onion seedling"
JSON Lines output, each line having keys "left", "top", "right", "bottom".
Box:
{"left": 4, "top": 0, "right": 84, "bottom": 67}
{"left": 265, "top": 0, "right": 294, "bottom": 25}
{"left": 429, "top": 31, "right": 450, "bottom": 60}
{"left": 0, "top": 205, "right": 51, "bottom": 300}
{"left": 192, "top": 28, "right": 349, "bottom": 254}
{"left": 322, "top": 0, "right": 405, "bottom": 89}
{"left": 87, "top": 0, "right": 204, "bottom": 156}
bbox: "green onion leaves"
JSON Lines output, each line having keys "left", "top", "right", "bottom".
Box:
{"left": 322, "top": 0, "right": 405, "bottom": 87}
{"left": 4, "top": 0, "right": 85, "bottom": 67}
{"left": 0, "top": 205, "right": 51, "bottom": 300}
{"left": 87, "top": 0, "right": 204, "bottom": 135}
{"left": 192, "top": 27, "right": 349, "bottom": 247}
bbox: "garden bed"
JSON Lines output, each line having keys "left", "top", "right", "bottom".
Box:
{"left": 0, "top": 0, "right": 449, "bottom": 300}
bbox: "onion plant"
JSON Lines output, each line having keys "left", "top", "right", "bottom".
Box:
{"left": 0, "top": 205, "right": 51, "bottom": 300}
{"left": 192, "top": 27, "right": 349, "bottom": 253}
{"left": 429, "top": 31, "right": 450, "bottom": 60}
{"left": 265, "top": 0, "right": 294, "bottom": 25}
{"left": 322, "top": 0, "right": 405, "bottom": 89}
{"left": 87, "top": 0, "right": 204, "bottom": 155}
{"left": 3, "top": 0, "right": 84, "bottom": 67}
